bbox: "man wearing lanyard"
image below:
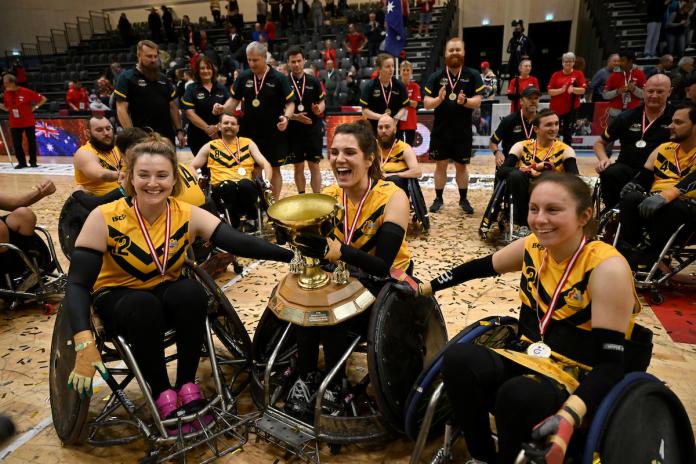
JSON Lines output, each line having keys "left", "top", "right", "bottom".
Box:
{"left": 423, "top": 37, "right": 484, "bottom": 214}
{"left": 490, "top": 86, "right": 540, "bottom": 168}
{"left": 73, "top": 117, "right": 123, "bottom": 197}
{"left": 602, "top": 50, "right": 646, "bottom": 129}
{"left": 376, "top": 114, "right": 422, "bottom": 192}
{"left": 618, "top": 103, "right": 696, "bottom": 268}
{"left": 286, "top": 46, "right": 326, "bottom": 194}
{"left": 216, "top": 41, "right": 295, "bottom": 199}
{"left": 0, "top": 73, "right": 46, "bottom": 169}
{"left": 594, "top": 74, "right": 672, "bottom": 209}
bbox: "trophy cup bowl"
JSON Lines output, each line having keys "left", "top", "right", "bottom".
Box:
{"left": 267, "top": 194, "right": 341, "bottom": 289}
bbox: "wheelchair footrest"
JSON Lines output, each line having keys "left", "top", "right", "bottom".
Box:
{"left": 252, "top": 411, "right": 320, "bottom": 463}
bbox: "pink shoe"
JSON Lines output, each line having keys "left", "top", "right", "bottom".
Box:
{"left": 155, "top": 389, "right": 192, "bottom": 436}
{"left": 178, "top": 382, "right": 212, "bottom": 430}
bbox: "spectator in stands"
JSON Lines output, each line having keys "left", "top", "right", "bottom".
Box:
{"left": 184, "top": 23, "right": 200, "bottom": 48}
{"left": 588, "top": 53, "right": 619, "bottom": 103}
{"left": 480, "top": 61, "right": 498, "bottom": 99}
{"left": 211, "top": 0, "right": 223, "bottom": 26}
{"left": 401, "top": 0, "right": 410, "bottom": 32}
{"left": 506, "top": 58, "right": 539, "bottom": 111}
{"left": 345, "top": 24, "right": 367, "bottom": 69}
{"left": 345, "top": 65, "right": 360, "bottom": 104}
{"left": 115, "top": 40, "right": 185, "bottom": 147}
{"left": 0, "top": 74, "right": 46, "bottom": 168}
{"left": 547, "top": 51, "right": 586, "bottom": 145}
{"left": 325, "top": 0, "right": 336, "bottom": 19}
{"left": 365, "top": 12, "right": 384, "bottom": 59}
{"left": 228, "top": 4, "right": 244, "bottom": 33}
{"left": 175, "top": 69, "right": 187, "bottom": 99}
{"left": 66, "top": 81, "right": 90, "bottom": 113}
{"left": 309, "top": 63, "right": 320, "bottom": 78}
{"left": 603, "top": 50, "right": 646, "bottom": 125}
{"left": 257, "top": 0, "right": 267, "bottom": 24}
{"left": 322, "top": 59, "right": 341, "bottom": 107}
{"left": 670, "top": 56, "right": 694, "bottom": 101}
{"left": 399, "top": 60, "right": 421, "bottom": 146}
{"left": 95, "top": 72, "right": 114, "bottom": 107}
{"left": 644, "top": 0, "right": 668, "bottom": 57}
{"left": 269, "top": 0, "right": 281, "bottom": 21}
{"left": 162, "top": 6, "right": 175, "bottom": 43}
{"left": 265, "top": 19, "right": 277, "bottom": 52}
{"left": 281, "top": 0, "right": 294, "bottom": 28}
{"left": 118, "top": 13, "right": 135, "bottom": 47}
{"left": 294, "top": 0, "right": 309, "bottom": 31}
{"left": 684, "top": 75, "right": 696, "bottom": 104}
{"left": 416, "top": 0, "right": 435, "bottom": 38}
{"left": 148, "top": 8, "right": 163, "bottom": 44}
{"left": 646, "top": 54, "right": 674, "bottom": 78}
{"left": 317, "top": 40, "right": 333, "bottom": 66}
{"left": 181, "top": 15, "right": 191, "bottom": 30}
{"left": 189, "top": 45, "right": 201, "bottom": 70}
{"left": 506, "top": 19, "right": 534, "bottom": 81}
{"left": 227, "top": 24, "right": 244, "bottom": 63}
{"left": 337, "top": 0, "right": 349, "bottom": 17}
{"left": 9, "top": 59, "right": 27, "bottom": 86}
{"left": 182, "top": 56, "right": 232, "bottom": 159}
{"left": 665, "top": 4, "right": 689, "bottom": 57}
{"left": 311, "top": 0, "right": 324, "bottom": 33}
{"left": 184, "top": 70, "right": 195, "bottom": 90}
{"left": 252, "top": 22, "right": 268, "bottom": 43}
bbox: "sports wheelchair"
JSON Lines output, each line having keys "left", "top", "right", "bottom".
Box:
{"left": 406, "top": 178, "right": 430, "bottom": 234}
{"left": 248, "top": 281, "right": 447, "bottom": 462}
{"left": 405, "top": 316, "right": 695, "bottom": 464}
{"left": 478, "top": 179, "right": 515, "bottom": 243}
{"left": 208, "top": 177, "right": 273, "bottom": 238}
{"left": 0, "top": 225, "right": 66, "bottom": 311}
{"left": 49, "top": 260, "right": 253, "bottom": 463}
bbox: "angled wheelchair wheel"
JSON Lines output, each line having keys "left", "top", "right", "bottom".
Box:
{"left": 404, "top": 316, "right": 518, "bottom": 440}
{"left": 368, "top": 283, "right": 448, "bottom": 432}
{"left": 582, "top": 372, "right": 696, "bottom": 464}
{"left": 49, "top": 304, "right": 91, "bottom": 445}
{"left": 407, "top": 178, "right": 429, "bottom": 232}
{"left": 479, "top": 180, "right": 507, "bottom": 240}
{"left": 58, "top": 193, "right": 91, "bottom": 261}
{"left": 596, "top": 207, "right": 620, "bottom": 246}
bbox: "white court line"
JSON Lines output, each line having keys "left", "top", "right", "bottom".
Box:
{"left": 222, "top": 260, "right": 262, "bottom": 291}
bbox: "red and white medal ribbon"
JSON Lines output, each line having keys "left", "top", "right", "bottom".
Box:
{"left": 108, "top": 149, "right": 121, "bottom": 172}
{"left": 219, "top": 137, "right": 242, "bottom": 166}
{"left": 380, "top": 78, "right": 392, "bottom": 109}
{"left": 291, "top": 73, "right": 306, "bottom": 107}
{"left": 535, "top": 235, "right": 588, "bottom": 337}
{"left": 342, "top": 179, "right": 373, "bottom": 245}
{"left": 673, "top": 144, "right": 696, "bottom": 176}
{"left": 380, "top": 139, "right": 398, "bottom": 168}
{"left": 532, "top": 140, "right": 556, "bottom": 163}
{"left": 446, "top": 66, "right": 461, "bottom": 95}
{"left": 640, "top": 108, "right": 660, "bottom": 142}
{"left": 520, "top": 111, "right": 533, "bottom": 139}
{"left": 253, "top": 67, "right": 269, "bottom": 100}
{"left": 133, "top": 198, "right": 171, "bottom": 277}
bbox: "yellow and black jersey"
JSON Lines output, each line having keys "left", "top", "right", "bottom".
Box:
{"left": 73, "top": 141, "right": 122, "bottom": 196}
{"left": 174, "top": 163, "right": 206, "bottom": 207}
{"left": 379, "top": 139, "right": 410, "bottom": 174}
{"left": 493, "top": 234, "right": 642, "bottom": 392}
{"left": 93, "top": 197, "right": 191, "bottom": 292}
{"left": 208, "top": 138, "right": 256, "bottom": 185}
{"left": 322, "top": 180, "right": 411, "bottom": 272}
{"left": 651, "top": 142, "right": 696, "bottom": 199}
{"left": 515, "top": 139, "right": 570, "bottom": 172}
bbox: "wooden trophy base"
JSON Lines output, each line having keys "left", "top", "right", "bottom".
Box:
{"left": 267, "top": 272, "right": 375, "bottom": 326}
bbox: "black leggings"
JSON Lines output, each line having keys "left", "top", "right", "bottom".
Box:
{"left": 94, "top": 279, "right": 208, "bottom": 397}
{"left": 385, "top": 174, "right": 409, "bottom": 193}
{"left": 11, "top": 126, "right": 37, "bottom": 166}
{"left": 212, "top": 179, "right": 259, "bottom": 227}
{"left": 503, "top": 169, "right": 531, "bottom": 224}
{"left": 442, "top": 344, "right": 569, "bottom": 464}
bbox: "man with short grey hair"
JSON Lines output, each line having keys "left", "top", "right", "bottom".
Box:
{"left": 588, "top": 53, "right": 619, "bottom": 103}
{"left": 671, "top": 56, "right": 694, "bottom": 101}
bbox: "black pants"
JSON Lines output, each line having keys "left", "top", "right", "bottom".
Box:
{"left": 94, "top": 279, "right": 208, "bottom": 398}
{"left": 599, "top": 162, "right": 637, "bottom": 210}
{"left": 504, "top": 169, "right": 531, "bottom": 224}
{"left": 400, "top": 129, "right": 416, "bottom": 146}
{"left": 619, "top": 192, "right": 696, "bottom": 253}
{"left": 385, "top": 174, "right": 409, "bottom": 193}
{"left": 559, "top": 111, "right": 575, "bottom": 146}
{"left": 442, "top": 344, "right": 568, "bottom": 464}
{"left": 211, "top": 179, "right": 259, "bottom": 227}
{"left": 11, "top": 126, "right": 37, "bottom": 166}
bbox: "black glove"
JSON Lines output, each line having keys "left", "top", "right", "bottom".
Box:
{"left": 620, "top": 181, "right": 645, "bottom": 199}
{"left": 638, "top": 194, "right": 667, "bottom": 218}
{"left": 275, "top": 226, "right": 290, "bottom": 245}
{"left": 294, "top": 232, "right": 329, "bottom": 259}
{"left": 391, "top": 281, "right": 418, "bottom": 299}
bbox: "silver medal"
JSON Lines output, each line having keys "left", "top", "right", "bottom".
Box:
{"left": 635, "top": 140, "right": 647, "bottom": 148}
{"left": 526, "top": 341, "right": 552, "bottom": 358}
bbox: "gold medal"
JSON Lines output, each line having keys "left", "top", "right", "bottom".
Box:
{"left": 252, "top": 98, "right": 261, "bottom": 107}
{"left": 448, "top": 93, "right": 457, "bottom": 101}
{"left": 526, "top": 341, "right": 552, "bottom": 358}
{"left": 385, "top": 108, "right": 391, "bottom": 115}
{"left": 238, "top": 167, "right": 247, "bottom": 176}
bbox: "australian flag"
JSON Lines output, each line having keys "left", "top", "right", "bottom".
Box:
{"left": 384, "top": 0, "right": 406, "bottom": 57}
{"left": 35, "top": 121, "right": 79, "bottom": 156}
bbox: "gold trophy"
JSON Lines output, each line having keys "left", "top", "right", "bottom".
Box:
{"left": 267, "top": 194, "right": 375, "bottom": 326}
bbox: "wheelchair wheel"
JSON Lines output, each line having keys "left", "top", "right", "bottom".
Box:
{"left": 187, "top": 263, "right": 252, "bottom": 396}
{"left": 596, "top": 208, "right": 620, "bottom": 245}
{"left": 404, "top": 316, "right": 518, "bottom": 440}
{"left": 591, "top": 179, "right": 604, "bottom": 220}
{"left": 58, "top": 194, "right": 91, "bottom": 261}
{"left": 583, "top": 372, "right": 695, "bottom": 464}
{"left": 250, "top": 304, "right": 299, "bottom": 409}
{"left": 368, "top": 283, "right": 448, "bottom": 432}
{"left": 479, "top": 180, "right": 507, "bottom": 240}
{"left": 407, "top": 179, "right": 429, "bottom": 232}
{"left": 49, "top": 304, "right": 90, "bottom": 444}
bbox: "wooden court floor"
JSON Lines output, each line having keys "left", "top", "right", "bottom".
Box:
{"left": 1, "top": 155, "right": 695, "bottom": 463}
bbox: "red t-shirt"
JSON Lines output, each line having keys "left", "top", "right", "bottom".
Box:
{"left": 548, "top": 70, "right": 586, "bottom": 115}
{"left": 506, "top": 75, "right": 540, "bottom": 112}
{"left": 322, "top": 48, "right": 337, "bottom": 64}
{"left": 603, "top": 68, "right": 646, "bottom": 111}
{"left": 400, "top": 81, "right": 421, "bottom": 131}
{"left": 418, "top": 0, "right": 435, "bottom": 13}
{"left": 346, "top": 33, "right": 366, "bottom": 54}
{"left": 265, "top": 21, "right": 277, "bottom": 40}
{"left": 66, "top": 87, "right": 89, "bottom": 111}
{"left": 3, "top": 86, "right": 42, "bottom": 128}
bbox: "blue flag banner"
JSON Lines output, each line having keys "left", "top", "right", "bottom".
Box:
{"left": 384, "top": 0, "right": 406, "bottom": 57}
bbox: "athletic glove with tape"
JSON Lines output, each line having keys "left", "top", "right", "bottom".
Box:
{"left": 68, "top": 330, "right": 108, "bottom": 396}
{"left": 524, "top": 395, "right": 586, "bottom": 464}
{"left": 620, "top": 181, "right": 645, "bottom": 199}
{"left": 638, "top": 194, "right": 667, "bottom": 218}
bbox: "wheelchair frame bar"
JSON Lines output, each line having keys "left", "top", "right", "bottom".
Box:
{"left": 409, "top": 381, "right": 445, "bottom": 464}
{"left": 34, "top": 225, "right": 65, "bottom": 275}
{"left": 264, "top": 322, "right": 292, "bottom": 408}
{"left": 636, "top": 223, "right": 690, "bottom": 286}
